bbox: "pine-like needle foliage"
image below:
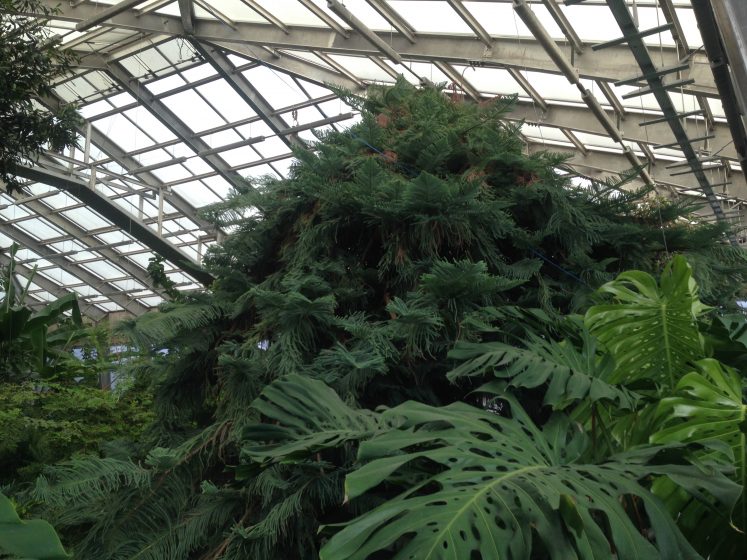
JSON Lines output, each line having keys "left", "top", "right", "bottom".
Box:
{"left": 29, "top": 79, "right": 747, "bottom": 559}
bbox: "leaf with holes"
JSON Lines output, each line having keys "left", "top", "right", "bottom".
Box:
{"left": 651, "top": 358, "right": 747, "bottom": 557}
{"left": 319, "top": 394, "right": 735, "bottom": 560}
{"left": 448, "top": 327, "right": 639, "bottom": 410}
{"left": 585, "top": 255, "right": 708, "bottom": 389}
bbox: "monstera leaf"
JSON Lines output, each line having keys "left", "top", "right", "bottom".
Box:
{"left": 0, "top": 492, "right": 69, "bottom": 559}
{"left": 448, "top": 327, "right": 638, "bottom": 410}
{"left": 585, "top": 255, "right": 708, "bottom": 388}
{"left": 241, "top": 374, "right": 382, "bottom": 466}
{"left": 651, "top": 359, "right": 747, "bottom": 557}
{"left": 317, "top": 395, "right": 734, "bottom": 560}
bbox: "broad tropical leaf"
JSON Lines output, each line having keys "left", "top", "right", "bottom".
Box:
{"left": 241, "top": 374, "right": 381, "bottom": 465}
{"left": 319, "top": 394, "right": 734, "bottom": 560}
{"left": 585, "top": 255, "right": 708, "bottom": 388}
{"left": 448, "top": 328, "right": 638, "bottom": 410}
{"left": 651, "top": 358, "right": 747, "bottom": 556}
{"left": 0, "top": 492, "right": 69, "bottom": 559}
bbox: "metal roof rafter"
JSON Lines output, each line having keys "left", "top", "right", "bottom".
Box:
{"left": 191, "top": 41, "right": 306, "bottom": 151}
{"left": 0, "top": 253, "right": 108, "bottom": 321}
{"left": 11, "top": 163, "right": 215, "bottom": 285}
{"left": 105, "top": 61, "right": 247, "bottom": 192}
{"left": 600, "top": 0, "right": 736, "bottom": 241}
{"left": 0, "top": 218, "right": 151, "bottom": 315}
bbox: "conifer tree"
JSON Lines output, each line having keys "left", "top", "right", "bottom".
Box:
{"left": 28, "top": 79, "right": 747, "bottom": 559}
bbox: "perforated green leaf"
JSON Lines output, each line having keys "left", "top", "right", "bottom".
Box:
{"left": 242, "top": 374, "right": 381, "bottom": 465}
{"left": 448, "top": 329, "right": 638, "bottom": 410}
{"left": 651, "top": 358, "right": 747, "bottom": 556}
{"left": 585, "top": 255, "right": 708, "bottom": 388}
{"left": 320, "top": 396, "right": 733, "bottom": 560}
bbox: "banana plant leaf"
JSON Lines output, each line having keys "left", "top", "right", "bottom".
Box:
{"left": 0, "top": 492, "right": 69, "bottom": 559}
{"left": 585, "top": 255, "right": 708, "bottom": 389}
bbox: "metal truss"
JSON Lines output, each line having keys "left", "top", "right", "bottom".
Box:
{"left": 2, "top": 0, "right": 746, "bottom": 320}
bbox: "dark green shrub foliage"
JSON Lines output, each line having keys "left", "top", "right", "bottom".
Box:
{"left": 30, "top": 80, "right": 747, "bottom": 559}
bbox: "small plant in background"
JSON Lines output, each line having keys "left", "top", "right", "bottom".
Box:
{"left": 0, "top": 245, "right": 152, "bottom": 488}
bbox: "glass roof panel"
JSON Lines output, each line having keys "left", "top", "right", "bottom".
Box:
{"left": 3, "top": 0, "right": 740, "bottom": 320}
{"left": 253, "top": 0, "right": 328, "bottom": 26}
{"left": 162, "top": 90, "right": 227, "bottom": 132}
{"left": 241, "top": 66, "right": 309, "bottom": 107}
{"left": 15, "top": 218, "right": 65, "bottom": 241}
{"left": 388, "top": 1, "right": 470, "bottom": 34}
{"left": 60, "top": 207, "right": 111, "bottom": 230}
{"left": 122, "top": 107, "right": 178, "bottom": 143}
{"left": 196, "top": 81, "right": 257, "bottom": 122}
{"left": 181, "top": 62, "right": 219, "bottom": 83}
{"left": 466, "top": 2, "right": 562, "bottom": 39}
{"left": 93, "top": 115, "right": 156, "bottom": 152}
{"left": 81, "top": 260, "right": 126, "bottom": 280}
{"left": 171, "top": 182, "right": 222, "bottom": 207}
{"left": 146, "top": 73, "right": 188, "bottom": 96}
{"left": 38, "top": 267, "right": 82, "bottom": 287}
{"left": 328, "top": 55, "right": 395, "bottom": 82}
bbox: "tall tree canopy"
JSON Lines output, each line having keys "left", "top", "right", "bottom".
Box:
{"left": 25, "top": 80, "right": 747, "bottom": 559}
{"left": 0, "top": 0, "right": 79, "bottom": 193}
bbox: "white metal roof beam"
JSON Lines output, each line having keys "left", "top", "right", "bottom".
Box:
{"left": 75, "top": 0, "right": 146, "bottom": 32}
{"left": 0, "top": 222, "right": 150, "bottom": 315}
{"left": 326, "top": 0, "right": 403, "bottom": 64}
{"left": 433, "top": 61, "right": 481, "bottom": 101}
{"left": 444, "top": 0, "right": 492, "bottom": 47}
{"left": 177, "top": 0, "right": 194, "bottom": 34}
{"left": 35, "top": 1, "right": 718, "bottom": 96}
{"left": 541, "top": 0, "right": 583, "bottom": 54}
{"left": 365, "top": 0, "right": 417, "bottom": 43}
{"left": 0, "top": 253, "right": 108, "bottom": 321}
{"left": 191, "top": 41, "right": 306, "bottom": 150}
{"left": 214, "top": 42, "right": 362, "bottom": 91}
{"left": 296, "top": 0, "right": 349, "bottom": 37}
{"left": 513, "top": 0, "right": 652, "bottom": 185}
{"left": 506, "top": 68, "right": 549, "bottom": 112}
{"left": 525, "top": 140, "right": 742, "bottom": 200}
{"left": 506, "top": 102, "right": 738, "bottom": 160}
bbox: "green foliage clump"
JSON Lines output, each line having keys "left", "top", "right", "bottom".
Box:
{"left": 0, "top": 0, "right": 80, "bottom": 194}
{"left": 27, "top": 80, "right": 747, "bottom": 559}
{"left": 0, "top": 248, "right": 153, "bottom": 489}
{"left": 0, "top": 380, "right": 153, "bottom": 485}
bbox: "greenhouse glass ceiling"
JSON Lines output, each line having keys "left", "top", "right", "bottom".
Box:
{"left": 2, "top": 0, "right": 746, "bottom": 320}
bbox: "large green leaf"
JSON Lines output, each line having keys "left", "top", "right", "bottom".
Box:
{"left": 241, "top": 374, "right": 381, "bottom": 466}
{"left": 651, "top": 358, "right": 747, "bottom": 556}
{"left": 585, "top": 255, "right": 707, "bottom": 388}
{"left": 448, "top": 328, "right": 638, "bottom": 410}
{"left": 0, "top": 492, "right": 70, "bottom": 559}
{"left": 319, "top": 395, "right": 734, "bottom": 560}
